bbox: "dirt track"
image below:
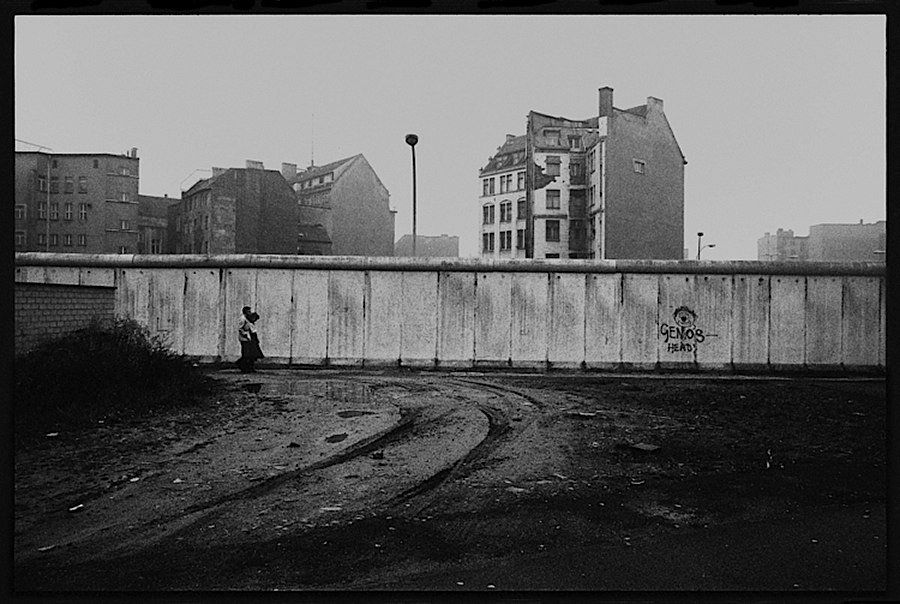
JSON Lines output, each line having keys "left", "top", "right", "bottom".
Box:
{"left": 14, "top": 369, "right": 887, "bottom": 592}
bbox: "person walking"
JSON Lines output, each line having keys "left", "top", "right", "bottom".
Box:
{"left": 237, "top": 305, "right": 264, "bottom": 373}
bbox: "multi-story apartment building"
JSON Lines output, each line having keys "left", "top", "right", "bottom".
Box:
{"left": 15, "top": 149, "right": 141, "bottom": 254}
{"left": 284, "top": 154, "right": 396, "bottom": 257}
{"left": 137, "top": 194, "right": 175, "bottom": 254}
{"left": 169, "top": 161, "right": 298, "bottom": 254}
{"left": 479, "top": 87, "right": 686, "bottom": 260}
{"left": 758, "top": 221, "right": 886, "bottom": 262}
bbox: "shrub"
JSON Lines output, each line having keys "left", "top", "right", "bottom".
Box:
{"left": 14, "top": 316, "right": 216, "bottom": 433}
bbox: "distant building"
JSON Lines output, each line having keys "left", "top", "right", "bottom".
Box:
{"left": 15, "top": 148, "right": 141, "bottom": 254}
{"left": 169, "top": 161, "right": 298, "bottom": 254}
{"left": 297, "top": 223, "right": 333, "bottom": 256}
{"left": 479, "top": 86, "right": 686, "bottom": 260}
{"left": 757, "top": 228, "right": 809, "bottom": 261}
{"left": 395, "top": 234, "right": 460, "bottom": 257}
{"left": 137, "top": 194, "right": 175, "bottom": 254}
{"left": 285, "top": 154, "right": 395, "bottom": 257}
{"left": 757, "top": 221, "right": 885, "bottom": 262}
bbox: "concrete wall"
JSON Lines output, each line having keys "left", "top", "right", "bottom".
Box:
{"left": 14, "top": 254, "right": 885, "bottom": 371}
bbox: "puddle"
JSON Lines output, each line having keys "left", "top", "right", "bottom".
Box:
{"left": 270, "top": 380, "right": 373, "bottom": 405}
{"left": 243, "top": 383, "right": 263, "bottom": 393}
{"left": 337, "top": 410, "right": 376, "bottom": 418}
{"left": 325, "top": 433, "right": 348, "bottom": 444}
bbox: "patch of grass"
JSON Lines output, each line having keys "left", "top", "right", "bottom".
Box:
{"left": 14, "top": 317, "right": 217, "bottom": 434}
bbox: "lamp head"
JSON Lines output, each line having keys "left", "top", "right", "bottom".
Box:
{"left": 405, "top": 134, "right": 419, "bottom": 147}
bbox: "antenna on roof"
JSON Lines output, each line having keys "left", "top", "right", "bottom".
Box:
{"left": 310, "top": 113, "right": 315, "bottom": 168}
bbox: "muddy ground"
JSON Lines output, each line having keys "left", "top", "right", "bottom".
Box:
{"left": 13, "top": 369, "right": 887, "bottom": 593}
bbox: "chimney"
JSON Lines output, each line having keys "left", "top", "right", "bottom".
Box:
{"left": 599, "top": 86, "right": 614, "bottom": 118}
{"left": 245, "top": 160, "right": 264, "bottom": 170}
{"left": 212, "top": 166, "right": 227, "bottom": 177}
{"left": 130, "top": 147, "right": 138, "bottom": 158}
{"left": 646, "top": 96, "right": 663, "bottom": 112}
{"left": 282, "top": 162, "right": 297, "bottom": 180}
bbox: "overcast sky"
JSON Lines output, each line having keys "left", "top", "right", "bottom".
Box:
{"left": 15, "top": 15, "right": 885, "bottom": 260}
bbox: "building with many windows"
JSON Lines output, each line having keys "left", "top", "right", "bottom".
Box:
{"left": 284, "top": 154, "right": 396, "bottom": 257}
{"left": 15, "top": 149, "right": 141, "bottom": 254}
{"left": 758, "top": 220, "right": 885, "bottom": 263}
{"left": 479, "top": 87, "right": 686, "bottom": 260}
{"left": 169, "top": 161, "right": 298, "bottom": 254}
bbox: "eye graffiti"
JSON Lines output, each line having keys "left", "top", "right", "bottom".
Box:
{"left": 658, "top": 306, "right": 717, "bottom": 353}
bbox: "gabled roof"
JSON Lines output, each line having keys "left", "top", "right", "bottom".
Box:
{"left": 481, "top": 135, "right": 527, "bottom": 174}
{"left": 622, "top": 104, "right": 648, "bottom": 117}
{"left": 293, "top": 154, "right": 360, "bottom": 183}
{"left": 182, "top": 167, "right": 288, "bottom": 197}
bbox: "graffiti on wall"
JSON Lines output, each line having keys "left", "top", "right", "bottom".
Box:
{"left": 658, "top": 306, "right": 718, "bottom": 354}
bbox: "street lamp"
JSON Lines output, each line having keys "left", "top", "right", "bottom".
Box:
{"left": 405, "top": 134, "right": 418, "bottom": 256}
{"left": 696, "top": 231, "right": 716, "bottom": 260}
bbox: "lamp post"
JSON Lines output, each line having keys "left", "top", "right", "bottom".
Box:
{"left": 405, "top": 134, "right": 418, "bottom": 256}
{"left": 696, "top": 231, "right": 716, "bottom": 260}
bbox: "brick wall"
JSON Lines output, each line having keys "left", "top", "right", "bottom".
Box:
{"left": 15, "top": 283, "right": 116, "bottom": 355}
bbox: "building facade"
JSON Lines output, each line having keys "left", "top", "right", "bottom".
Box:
{"left": 285, "top": 154, "right": 395, "bottom": 257}
{"left": 15, "top": 149, "right": 141, "bottom": 254}
{"left": 479, "top": 87, "right": 686, "bottom": 260}
{"left": 758, "top": 221, "right": 886, "bottom": 263}
{"left": 169, "top": 162, "right": 298, "bottom": 254}
{"left": 395, "top": 234, "right": 460, "bottom": 257}
{"left": 137, "top": 194, "right": 175, "bottom": 254}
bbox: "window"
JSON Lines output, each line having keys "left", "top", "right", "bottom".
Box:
{"left": 120, "top": 166, "right": 131, "bottom": 176}
{"left": 546, "top": 190, "right": 560, "bottom": 210}
{"left": 38, "top": 203, "right": 47, "bottom": 219}
{"left": 79, "top": 203, "right": 88, "bottom": 221}
{"left": 15, "top": 231, "right": 26, "bottom": 247}
{"left": 120, "top": 191, "right": 130, "bottom": 202}
{"left": 50, "top": 234, "right": 58, "bottom": 246}
{"left": 499, "top": 174, "right": 513, "bottom": 193}
{"left": 38, "top": 233, "right": 46, "bottom": 246}
{"left": 517, "top": 171, "right": 525, "bottom": 191}
{"left": 150, "top": 239, "right": 161, "bottom": 254}
{"left": 500, "top": 201, "right": 512, "bottom": 223}
{"left": 482, "top": 204, "right": 495, "bottom": 225}
{"left": 544, "top": 129, "right": 560, "bottom": 146}
{"left": 38, "top": 175, "right": 47, "bottom": 192}
{"left": 78, "top": 234, "right": 87, "bottom": 247}
{"left": 633, "top": 159, "right": 646, "bottom": 174}
{"left": 546, "top": 156, "right": 560, "bottom": 176}
{"left": 50, "top": 203, "right": 59, "bottom": 220}
{"left": 78, "top": 176, "right": 87, "bottom": 193}
{"left": 15, "top": 205, "right": 27, "bottom": 220}
{"left": 482, "top": 177, "right": 495, "bottom": 197}
{"left": 50, "top": 177, "right": 59, "bottom": 193}
{"left": 120, "top": 219, "right": 130, "bottom": 230}
{"left": 482, "top": 232, "right": 495, "bottom": 253}
{"left": 588, "top": 149, "right": 596, "bottom": 173}
{"left": 570, "top": 162, "right": 583, "bottom": 178}
{"left": 500, "top": 230, "right": 512, "bottom": 251}
{"left": 568, "top": 135, "right": 583, "bottom": 150}
{"left": 52, "top": 159, "right": 58, "bottom": 169}
{"left": 119, "top": 246, "right": 129, "bottom": 254}
{"left": 93, "top": 159, "right": 99, "bottom": 169}
{"left": 64, "top": 234, "right": 73, "bottom": 247}
{"left": 64, "top": 176, "right": 74, "bottom": 194}
{"left": 65, "top": 203, "right": 73, "bottom": 220}
{"left": 517, "top": 198, "right": 526, "bottom": 219}
{"left": 546, "top": 220, "right": 560, "bottom": 242}
{"left": 517, "top": 229, "right": 526, "bottom": 249}
{"left": 545, "top": 253, "right": 560, "bottom": 259}
{"left": 205, "top": 215, "right": 210, "bottom": 229}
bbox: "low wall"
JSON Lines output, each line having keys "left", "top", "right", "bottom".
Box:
{"left": 15, "top": 281, "right": 116, "bottom": 355}
{"left": 14, "top": 253, "right": 886, "bottom": 371}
